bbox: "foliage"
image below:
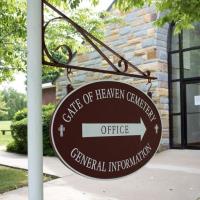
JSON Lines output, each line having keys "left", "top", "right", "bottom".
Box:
{"left": 0, "top": 93, "right": 8, "bottom": 120}
{"left": 154, "top": 0, "right": 200, "bottom": 33}
{"left": 67, "top": 0, "right": 99, "bottom": 9}
{"left": 0, "top": 0, "right": 26, "bottom": 83}
{"left": 12, "top": 107, "right": 27, "bottom": 121}
{"left": 0, "top": 0, "right": 119, "bottom": 83}
{"left": 7, "top": 104, "right": 55, "bottom": 156}
{"left": 42, "top": 67, "right": 62, "bottom": 83}
{"left": 69, "top": 0, "right": 200, "bottom": 33}
{"left": 1, "top": 88, "right": 27, "bottom": 120}
{"left": 1, "top": 0, "right": 199, "bottom": 83}
{"left": 43, "top": 5, "right": 120, "bottom": 64}
{"left": 7, "top": 117, "right": 27, "bottom": 154}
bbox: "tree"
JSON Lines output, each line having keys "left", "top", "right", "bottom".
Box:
{"left": 42, "top": 68, "right": 61, "bottom": 84}
{"left": 68, "top": 0, "right": 200, "bottom": 33}
{"left": 0, "top": 92, "right": 8, "bottom": 120}
{"left": 2, "top": 0, "right": 198, "bottom": 83}
{"left": 1, "top": 88, "right": 27, "bottom": 120}
{"left": 0, "top": 0, "right": 118, "bottom": 83}
{"left": 115, "top": 0, "right": 200, "bottom": 33}
{"left": 0, "top": 0, "right": 26, "bottom": 82}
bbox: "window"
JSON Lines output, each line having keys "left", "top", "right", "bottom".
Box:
{"left": 168, "top": 23, "right": 200, "bottom": 149}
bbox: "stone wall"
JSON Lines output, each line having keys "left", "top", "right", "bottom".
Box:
{"left": 56, "top": 5, "right": 169, "bottom": 150}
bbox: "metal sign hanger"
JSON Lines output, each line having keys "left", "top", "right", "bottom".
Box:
{"left": 42, "top": 0, "right": 156, "bottom": 81}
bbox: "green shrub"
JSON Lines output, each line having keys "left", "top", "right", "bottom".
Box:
{"left": 13, "top": 108, "right": 27, "bottom": 121}
{"left": 7, "top": 104, "right": 55, "bottom": 156}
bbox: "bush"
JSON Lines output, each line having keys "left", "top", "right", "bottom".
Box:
{"left": 7, "top": 104, "right": 55, "bottom": 156}
{"left": 13, "top": 108, "right": 27, "bottom": 121}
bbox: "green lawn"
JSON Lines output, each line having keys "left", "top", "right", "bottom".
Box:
{"left": 0, "top": 165, "right": 55, "bottom": 194}
{"left": 0, "top": 133, "right": 13, "bottom": 146}
{"left": 0, "top": 121, "right": 13, "bottom": 146}
{"left": 0, "top": 166, "right": 28, "bottom": 193}
{"left": 0, "top": 121, "right": 11, "bottom": 130}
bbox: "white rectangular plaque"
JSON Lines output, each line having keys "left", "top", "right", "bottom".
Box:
{"left": 82, "top": 118, "right": 146, "bottom": 140}
{"left": 194, "top": 95, "right": 200, "bottom": 106}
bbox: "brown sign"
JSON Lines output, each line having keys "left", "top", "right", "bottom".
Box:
{"left": 50, "top": 81, "right": 162, "bottom": 179}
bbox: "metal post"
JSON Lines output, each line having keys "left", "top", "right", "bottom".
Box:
{"left": 27, "top": 0, "right": 43, "bottom": 200}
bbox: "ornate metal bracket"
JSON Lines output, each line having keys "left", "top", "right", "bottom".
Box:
{"left": 42, "top": 0, "right": 156, "bottom": 80}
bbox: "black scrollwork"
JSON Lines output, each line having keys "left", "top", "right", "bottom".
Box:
{"left": 43, "top": 17, "right": 73, "bottom": 65}
{"left": 54, "top": 45, "right": 73, "bottom": 64}
{"left": 42, "top": 0, "right": 157, "bottom": 80}
{"left": 117, "top": 58, "right": 128, "bottom": 73}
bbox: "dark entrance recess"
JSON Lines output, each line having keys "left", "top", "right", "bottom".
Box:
{"left": 168, "top": 23, "right": 200, "bottom": 149}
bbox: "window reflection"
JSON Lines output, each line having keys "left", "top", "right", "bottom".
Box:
{"left": 183, "top": 23, "right": 200, "bottom": 49}
{"left": 183, "top": 49, "right": 200, "bottom": 78}
{"left": 169, "top": 23, "right": 200, "bottom": 148}
{"left": 172, "top": 115, "right": 181, "bottom": 145}
{"left": 171, "top": 53, "right": 180, "bottom": 79}
{"left": 172, "top": 82, "right": 180, "bottom": 113}
{"left": 171, "top": 29, "right": 179, "bottom": 51}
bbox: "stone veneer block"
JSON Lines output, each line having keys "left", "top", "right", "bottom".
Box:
{"left": 147, "top": 48, "right": 157, "bottom": 59}
{"left": 142, "top": 38, "right": 156, "bottom": 48}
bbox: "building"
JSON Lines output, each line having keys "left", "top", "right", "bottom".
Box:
{"left": 42, "top": 83, "right": 56, "bottom": 105}
{"left": 55, "top": 4, "right": 200, "bottom": 150}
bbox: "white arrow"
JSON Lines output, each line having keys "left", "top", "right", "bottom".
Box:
{"left": 82, "top": 118, "right": 146, "bottom": 141}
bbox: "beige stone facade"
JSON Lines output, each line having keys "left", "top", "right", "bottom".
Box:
{"left": 56, "top": 5, "right": 169, "bottom": 150}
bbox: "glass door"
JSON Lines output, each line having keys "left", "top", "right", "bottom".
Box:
{"left": 186, "top": 82, "right": 200, "bottom": 148}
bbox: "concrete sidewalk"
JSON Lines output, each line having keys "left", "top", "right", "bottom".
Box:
{"left": 0, "top": 150, "right": 200, "bottom": 200}
{"left": 0, "top": 150, "right": 71, "bottom": 177}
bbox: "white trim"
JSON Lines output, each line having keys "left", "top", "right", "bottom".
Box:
{"left": 42, "top": 83, "right": 55, "bottom": 89}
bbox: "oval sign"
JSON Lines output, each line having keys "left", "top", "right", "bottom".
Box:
{"left": 50, "top": 81, "right": 162, "bottom": 179}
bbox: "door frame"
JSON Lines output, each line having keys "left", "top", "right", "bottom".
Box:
{"left": 183, "top": 79, "right": 200, "bottom": 149}
{"left": 168, "top": 23, "right": 200, "bottom": 149}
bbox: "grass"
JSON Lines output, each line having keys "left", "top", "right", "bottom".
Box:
{"left": 0, "top": 121, "right": 13, "bottom": 146}
{"left": 0, "top": 165, "right": 27, "bottom": 194}
{"left": 0, "top": 165, "right": 55, "bottom": 194}
{"left": 0, "top": 132, "right": 13, "bottom": 146}
{"left": 0, "top": 121, "right": 11, "bottom": 130}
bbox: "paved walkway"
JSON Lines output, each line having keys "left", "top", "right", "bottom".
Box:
{"left": 0, "top": 150, "right": 71, "bottom": 177}
{"left": 0, "top": 149, "right": 200, "bottom": 200}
